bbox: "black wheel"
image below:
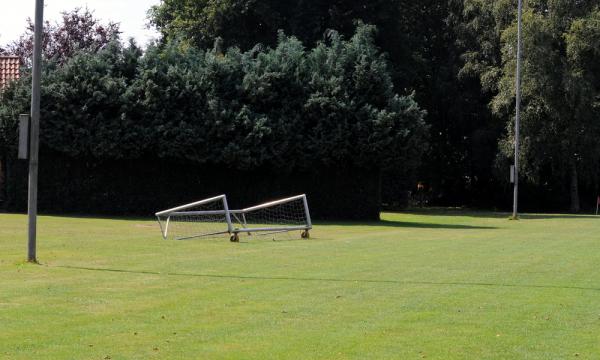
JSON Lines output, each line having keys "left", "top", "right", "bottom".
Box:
{"left": 301, "top": 230, "right": 310, "bottom": 239}
{"left": 230, "top": 234, "right": 239, "bottom": 242}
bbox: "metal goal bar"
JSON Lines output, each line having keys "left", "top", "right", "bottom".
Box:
{"left": 155, "top": 194, "right": 312, "bottom": 241}
{"left": 155, "top": 195, "right": 233, "bottom": 239}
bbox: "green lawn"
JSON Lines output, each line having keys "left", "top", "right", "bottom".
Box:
{"left": 1, "top": 210, "right": 600, "bottom": 359}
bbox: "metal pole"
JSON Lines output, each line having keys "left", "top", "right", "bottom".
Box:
{"left": 302, "top": 194, "right": 312, "bottom": 229}
{"left": 222, "top": 195, "right": 233, "bottom": 234}
{"left": 28, "top": 0, "right": 44, "bottom": 262}
{"left": 512, "top": 0, "right": 523, "bottom": 220}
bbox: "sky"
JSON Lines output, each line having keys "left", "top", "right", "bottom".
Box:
{"left": 0, "top": 0, "right": 162, "bottom": 47}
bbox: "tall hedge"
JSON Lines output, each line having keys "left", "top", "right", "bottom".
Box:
{"left": 0, "top": 25, "right": 427, "bottom": 219}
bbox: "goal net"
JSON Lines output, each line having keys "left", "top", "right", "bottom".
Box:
{"left": 155, "top": 195, "right": 233, "bottom": 240}
{"left": 155, "top": 194, "right": 312, "bottom": 241}
{"left": 229, "top": 194, "right": 312, "bottom": 241}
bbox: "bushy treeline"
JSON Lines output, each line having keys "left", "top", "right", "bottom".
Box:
{"left": 6, "top": 1, "right": 598, "bottom": 213}
{"left": 0, "top": 25, "right": 427, "bottom": 218}
{"left": 147, "top": 0, "right": 600, "bottom": 212}
{"left": 459, "top": 1, "right": 600, "bottom": 211}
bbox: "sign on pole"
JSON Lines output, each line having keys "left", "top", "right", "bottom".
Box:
{"left": 510, "top": 165, "right": 515, "bottom": 184}
{"left": 18, "top": 114, "right": 29, "bottom": 160}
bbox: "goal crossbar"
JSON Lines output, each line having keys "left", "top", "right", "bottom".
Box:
{"left": 240, "top": 194, "right": 306, "bottom": 213}
{"left": 155, "top": 194, "right": 228, "bottom": 216}
{"left": 155, "top": 194, "right": 233, "bottom": 240}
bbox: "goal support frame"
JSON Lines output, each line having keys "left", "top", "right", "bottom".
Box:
{"left": 155, "top": 194, "right": 233, "bottom": 240}
{"left": 155, "top": 194, "right": 312, "bottom": 241}
{"left": 230, "top": 194, "right": 312, "bottom": 234}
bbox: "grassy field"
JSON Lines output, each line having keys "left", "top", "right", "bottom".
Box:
{"left": 1, "top": 210, "right": 600, "bottom": 359}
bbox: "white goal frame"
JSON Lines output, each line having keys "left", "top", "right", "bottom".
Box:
{"left": 155, "top": 194, "right": 312, "bottom": 241}
{"left": 155, "top": 194, "right": 233, "bottom": 240}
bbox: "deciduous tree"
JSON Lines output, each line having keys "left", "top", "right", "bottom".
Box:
{"left": 6, "top": 7, "right": 120, "bottom": 66}
{"left": 461, "top": 0, "right": 600, "bottom": 211}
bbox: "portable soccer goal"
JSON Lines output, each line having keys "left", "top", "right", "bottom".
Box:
{"left": 155, "top": 194, "right": 312, "bottom": 241}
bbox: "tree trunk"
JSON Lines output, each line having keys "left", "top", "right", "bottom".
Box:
{"left": 570, "top": 160, "right": 580, "bottom": 213}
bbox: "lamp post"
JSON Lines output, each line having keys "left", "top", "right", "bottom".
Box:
{"left": 512, "top": 0, "right": 523, "bottom": 220}
{"left": 28, "top": 0, "right": 44, "bottom": 262}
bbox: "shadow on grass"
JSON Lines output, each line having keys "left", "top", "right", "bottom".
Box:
{"left": 398, "top": 208, "right": 600, "bottom": 220}
{"left": 54, "top": 265, "right": 600, "bottom": 292}
{"left": 395, "top": 208, "right": 509, "bottom": 219}
{"left": 519, "top": 214, "right": 600, "bottom": 220}
{"left": 12, "top": 209, "right": 598, "bottom": 223}
{"left": 39, "top": 213, "right": 498, "bottom": 230}
{"left": 377, "top": 220, "right": 496, "bottom": 230}
{"left": 318, "top": 220, "right": 497, "bottom": 230}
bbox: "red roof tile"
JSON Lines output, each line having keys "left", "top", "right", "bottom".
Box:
{"left": 0, "top": 56, "right": 20, "bottom": 90}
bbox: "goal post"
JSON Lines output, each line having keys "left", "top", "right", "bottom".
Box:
{"left": 155, "top": 195, "right": 233, "bottom": 240}
{"left": 229, "top": 194, "right": 312, "bottom": 241}
{"left": 155, "top": 194, "right": 312, "bottom": 241}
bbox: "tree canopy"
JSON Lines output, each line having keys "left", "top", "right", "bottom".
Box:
{"left": 5, "top": 8, "right": 121, "bottom": 66}
{"left": 1, "top": 24, "right": 427, "bottom": 172}
{"left": 3, "top": 0, "right": 600, "bottom": 213}
{"left": 460, "top": 0, "right": 600, "bottom": 211}
{"left": 0, "top": 24, "right": 427, "bottom": 218}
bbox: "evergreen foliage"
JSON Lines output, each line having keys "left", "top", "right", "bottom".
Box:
{"left": 4, "top": 1, "right": 600, "bottom": 213}
{"left": 0, "top": 25, "right": 427, "bottom": 218}
{"left": 148, "top": 0, "right": 512, "bottom": 209}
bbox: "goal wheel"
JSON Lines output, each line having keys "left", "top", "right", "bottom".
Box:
{"left": 301, "top": 230, "right": 310, "bottom": 239}
{"left": 230, "top": 233, "right": 239, "bottom": 242}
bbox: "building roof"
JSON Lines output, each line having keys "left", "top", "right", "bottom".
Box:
{"left": 0, "top": 56, "right": 20, "bottom": 90}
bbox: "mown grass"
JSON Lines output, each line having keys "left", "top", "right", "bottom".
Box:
{"left": 1, "top": 210, "right": 600, "bottom": 359}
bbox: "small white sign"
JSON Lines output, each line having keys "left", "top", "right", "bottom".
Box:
{"left": 510, "top": 165, "right": 515, "bottom": 184}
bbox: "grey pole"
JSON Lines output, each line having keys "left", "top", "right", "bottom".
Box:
{"left": 512, "top": 0, "right": 523, "bottom": 220}
{"left": 28, "top": 0, "right": 44, "bottom": 262}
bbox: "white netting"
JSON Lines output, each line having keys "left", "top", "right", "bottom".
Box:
{"left": 232, "top": 196, "right": 309, "bottom": 235}
{"left": 156, "top": 194, "right": 311, "bottom": 241}
{"left": 156, "top": 196, "right": 230, "bottom": 240}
